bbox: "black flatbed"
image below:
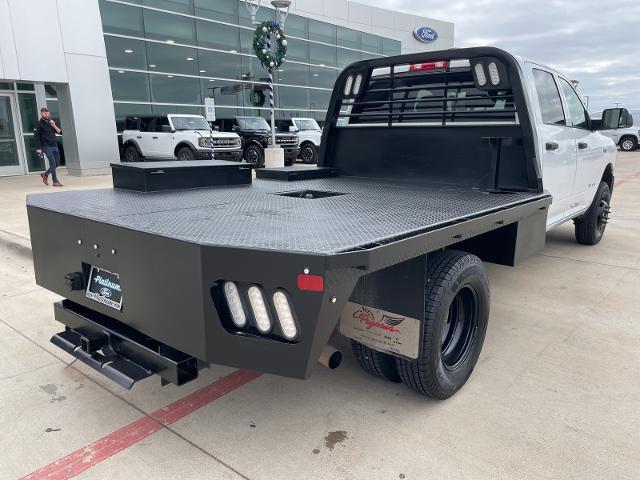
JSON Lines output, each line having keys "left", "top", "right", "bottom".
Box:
{"left": 27, "top": 176, "right": 548, "bottom": 255}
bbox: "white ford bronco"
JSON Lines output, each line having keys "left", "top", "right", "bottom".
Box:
{"left": 592, "top": 108, "right": 639, "bottom": 151}
{"left": 276, "top": 118, "right": 323, "bottom": 163}
{"left": 121, "top": 114, "right": 242, "bottom": 162}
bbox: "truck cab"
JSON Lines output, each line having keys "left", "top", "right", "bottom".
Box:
{"left": 591, "top": 108, "right": 638, "bottom": 151}
{"left": 276, "top": 118, "right": 322, "bottom": 164}
{"left": 121, "top": 114, "right": 242, "bottom": 162}
{"left": 215, "top": 117, "right": 299, "bottom": 168}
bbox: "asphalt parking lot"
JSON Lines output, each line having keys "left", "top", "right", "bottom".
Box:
{"left": 1, "top": 153, "right": 639, "bottom": 480}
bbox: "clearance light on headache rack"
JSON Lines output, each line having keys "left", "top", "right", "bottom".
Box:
{"left": 474, "top": 63, "right": 487, "bottom": 86}
{"left": 409, "top": 60, "right": 449, "bottom": 71}
{"left": 344, "top": 75, "right": 354, "bottom": 96}
{"left": 488, "top": 62, "right": 500, "bottom": 85}
{"left": 352, "top": 74, "right": 363, "bottom": 95}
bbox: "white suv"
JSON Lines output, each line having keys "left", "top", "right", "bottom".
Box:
{"left": 276, "top": 118, "right": 322, "bottom": 163}
{"left": 121, "top": 114, "right": 242, "bottom": 162}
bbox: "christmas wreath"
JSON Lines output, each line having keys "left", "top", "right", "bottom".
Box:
{"left": 252, "top": 20, "right": 288, "bottom": 71}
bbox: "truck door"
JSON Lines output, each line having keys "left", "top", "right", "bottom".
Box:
{"left": 557, "top": 78, "right": 602, "bottom": 215}
{"left": 531, "top": 67, "right": 577, "bottom": 226}
{"left": 153, "top": 116, "right": 174, "bottom": 158}
{"left": 137, "top": 117, "right": 156, "bottom": 156}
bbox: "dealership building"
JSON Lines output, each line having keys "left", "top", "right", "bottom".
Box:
{"left": 0, "top": 0, "right": 454, "bottom": 176}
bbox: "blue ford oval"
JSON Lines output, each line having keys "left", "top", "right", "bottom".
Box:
{"left": 413, "top": 26, "right": 438, "bottom": 44}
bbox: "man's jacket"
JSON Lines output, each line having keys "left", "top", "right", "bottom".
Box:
{"left": 34, "top": 118, "right": 60, "bottom": 149}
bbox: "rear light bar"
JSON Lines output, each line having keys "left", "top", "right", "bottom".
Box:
{"left": 297, "top": 274, "right": 324, "bottom": 292}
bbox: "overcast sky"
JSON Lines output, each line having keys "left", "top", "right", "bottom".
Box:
{"left": 356, "top": 0, "right": 639, "bottom": 114}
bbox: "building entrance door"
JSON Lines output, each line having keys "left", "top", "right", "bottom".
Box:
{"left": 0, "top": 94, "right": 25, "bottom": 176}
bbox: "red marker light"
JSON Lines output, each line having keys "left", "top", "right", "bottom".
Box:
{"left": 409, "top": 60, "right": 449, "bottom": 71}
{"left": 297, "top": 274, "right": 324, "bottom": 292}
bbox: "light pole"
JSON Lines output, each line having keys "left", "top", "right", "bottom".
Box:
{"left": 583, "top": 95, "right": 589, "bottom": 111}
{"left": 570, "top": 79, "right": 580, "bottom": 89}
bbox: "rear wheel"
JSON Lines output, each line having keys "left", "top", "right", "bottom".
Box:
{"left": 620, "top": 137, "right": 638, "bottom": 152}
{"left": 351, "top": 340, "right": 401, "bottom": 383}
{"left": 396, "top": 250, "right": 489, "bottom": 399}
{"left": 176, "top": 147, "right": 195, "bottom": 161}
{"left": 300, "top": 143, "right": 318, "bottom": 164}
{"left": 575, "top": 181, "right": 611, "bottom": 245}
{"left": 244, "top": 145, "right": 265, "bottom": 168}
{"left": 123, "top": 145, "right": 140, "bottom": 162}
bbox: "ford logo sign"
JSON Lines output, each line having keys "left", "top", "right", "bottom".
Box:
{"left": 413, "top": 26, "right": 438, "bottom": 44}
{"left": 100, "top": 287, "right": 112, "bottom": 298}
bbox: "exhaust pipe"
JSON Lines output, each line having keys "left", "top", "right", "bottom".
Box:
{"left": 318, "top": 345, "right": 342, "bottom": 369}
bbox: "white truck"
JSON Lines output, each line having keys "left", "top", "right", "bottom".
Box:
{"left": 276, "top": 118, "right": 322, "bottom": 163}
{"left": 121, "top": 114, "right": 242, "bottom": 162}
{"left": 30, "top": 47, "right": 617, "bottom": 400}
{"left": 591, "top": 108, "right": 639, "bottom": 151}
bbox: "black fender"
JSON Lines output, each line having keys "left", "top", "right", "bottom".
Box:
{"left": 174, "top": 141, "right": 198, "bottom": 157}
{"left": 602, "top": 163, "right": 615, "bottom": 195}
{"left": 243, "top": 139, "right": 264, "bottom": 153}
{"left": 122, "top": 140, "right": 143, "bottom": 160}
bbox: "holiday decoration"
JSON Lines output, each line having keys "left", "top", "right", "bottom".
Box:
{"left": 253, "top": 20, "right": 287, "bottom": 71}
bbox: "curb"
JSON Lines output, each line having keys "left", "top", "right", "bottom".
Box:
{"left": 0, "top": 229, "right": 32, "bottom": 259}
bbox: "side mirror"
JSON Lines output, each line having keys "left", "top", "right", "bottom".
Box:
{"left": 601, "top": 108, "right": 632, "bottom": 129}
{"left": 289, "top": 125, "right": 298, "bottom": 132}
{"left": 160, "top": 125, "right": 175, "bottom": 133}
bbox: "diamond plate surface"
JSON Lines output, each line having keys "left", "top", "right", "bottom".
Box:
{"left": 27, "top": 177, "right": 545, "bottom": 254}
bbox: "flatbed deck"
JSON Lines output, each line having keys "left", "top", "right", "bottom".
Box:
{"left": 27, "top": 176, "right": 548, "bottom": 255}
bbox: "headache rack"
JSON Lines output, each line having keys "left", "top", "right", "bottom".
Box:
{"left": 319, "top": 47, "right": 541, "bottom": 193}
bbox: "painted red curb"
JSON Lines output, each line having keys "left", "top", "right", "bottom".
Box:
{"left": 614, "top": 170, "right": 640, "bottom": 188}
{"left": 21, "top": 369, "right": 262, "bottom": 480}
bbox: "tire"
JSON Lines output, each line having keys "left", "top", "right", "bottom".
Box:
{"left": 395, "top": 250, "right": 490, "bottom": 399}
{"left": 300, "top": 143, "right": 318, "bottom": 164}
{"left": 574, "top": 181, "right": 611, "bottom": 245}
{"left": 176, "top": 147, "right": 195, "bottom": 161}
{"left": 619, "top": 137, "right": 638, "bottom": 152}
{"left": 123, "top": 144, "right": 140, "bottom": 162}
{"left": 351, "top": 340, "right": 401, "bottom": 383}
{"left": 244, "top": 144, "right": 265, "bottom": 168}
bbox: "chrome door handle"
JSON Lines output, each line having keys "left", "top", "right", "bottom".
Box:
{"left": 545, "top": 142, "right": 559, "bottom": 151}
{"left": 578, "top": 142, "right": 588, "bottom": 149}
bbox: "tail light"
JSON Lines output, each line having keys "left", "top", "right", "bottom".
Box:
{"left": 409, "top": 60, "right": 449, "bottom": 71}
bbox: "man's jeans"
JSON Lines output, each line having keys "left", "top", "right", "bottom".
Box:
{"left": 42, "top": 145, "right": 60, "bottom": 183}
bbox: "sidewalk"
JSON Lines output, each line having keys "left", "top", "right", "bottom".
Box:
{"left": 0, "top": 171, "right": 113, "bottom": 254}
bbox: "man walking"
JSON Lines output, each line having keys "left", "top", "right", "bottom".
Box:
{"left": 34, "top": 107, "right": 63, "bottom": 187}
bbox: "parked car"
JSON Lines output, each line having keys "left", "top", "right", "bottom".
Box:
{"left": 121, "top": 114, "right": 242, "bottom": 162}
{"left": 276, "top": 118, "right": 322, "bottom": 163}
{"left": 29, "top": 46, "right": 617, "bottom": 400}
{"left": 214, "top": 116, "right": 299, "bottom": 168}
{"left": 591, "top": 108, "right": 638, "bottom": 151}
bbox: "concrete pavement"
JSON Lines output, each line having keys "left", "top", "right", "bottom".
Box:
{"left": 1, "top": 154, "right": 639, "bottom": 479}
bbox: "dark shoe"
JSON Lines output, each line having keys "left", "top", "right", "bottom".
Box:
{"left": 40, "top": 173, "right": 49, "bottom": 185}
{"left": 53, "top": 181, "right": 63, "bottom": 187}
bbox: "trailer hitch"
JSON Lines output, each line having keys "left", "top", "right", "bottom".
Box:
{"left": 50, "top": 300, "right": 199, "bottom": 389}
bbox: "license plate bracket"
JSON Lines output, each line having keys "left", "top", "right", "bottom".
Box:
{"left": 85, "top": 266, "right": 123, "bottom": 311}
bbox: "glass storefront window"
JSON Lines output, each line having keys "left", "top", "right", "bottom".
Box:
{"left": 105, "top": 36, "right": 148, "bottom": 70}
{"left": 309, "top": 20, "right": 336, "bottom": 44}
{"left": 241, "top": 56, "right": 269, "bottom": 83}
{"left": 362, "top": 33, "right": 382, "bottom": 54}
{"left": 285, "top": 38, "right": 309, "bottom": 63}
{"left": 143, "top": 0, "right": 193, "bottom": 15}
{"left": 284, "top": 14, "right": 308, "bottom": 39}
{"left": 337, "top": 48, "right": 362, "bottom": 68}
{"left": 310, "top": 43, "right": 336, "bottom": 67}
{"left": 99, "top": 0, "right": 144, "bottom": 36}
{"left": 23, "top": 135, "right": 45, "bottom": 172}
{"left": 143, "top": 9, "right": 195, "bottom": 44}
{"left": 45, "top": 84, "right": 57, "bottom": 98}
{"left": 152, "top": 104, "right": 203, "bottom": 116}
{"left": 277, "top": 86, "right": 309, "bottom": 110}
{"left": 196, "top": 19, "right": 239, "bottom": 51}
{"left": 199, "top": 50, "right": 242, "bottom": 80}
{"left": 114, "top": 103, "right": 153, "bottom": 131}
{"left": 16, "top": 83, "right": 35, "bottom": 91}
{"left": 195, "top": 0, "right": 237, "bottom": 23}
{"left": 150, "top": 74, "right": 201, "bottom": 104}
{"left": 337, "top": 27, "right": 361, "bottom": 51}
{"left": 146, "top": 42, "right": 198, "bottom": 75}
{"left": 110, "top": 71, "right": 151, "bottom": 102}
{"left": 309, "top": 66, "right": 338, "bottom": 89}
{"left": 383, "top": 38, "right": 401, "bottom": 56}
{"left": 200, "top": 79, "right": 244, "bottom": 108}
{"left": 309, "top": 89, "right": 331, "bottom": 112}
{"left": 0, "top": 83, "right": 13, "bottom": 90}
{"left": 18, "top": 93, "right": 38, "bottom": 132}
{"left": 276, "top": 62, "right": 309, "bottom": 87}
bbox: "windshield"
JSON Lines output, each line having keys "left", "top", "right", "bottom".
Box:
{"left": 171, "top": 116, "right": 210, "bottom": 131}
{"left": 295, "top": 119, "right": 320, "bottom": 131}
{"left": 238, "top": 117, "right": 270, "bottom": 130}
